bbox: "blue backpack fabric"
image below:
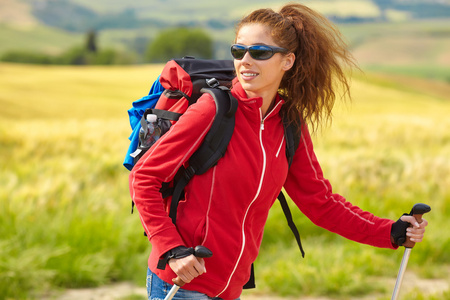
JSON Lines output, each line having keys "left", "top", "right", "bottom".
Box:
{"left": 123, "top": 76, "right": 165, "bottom": 171}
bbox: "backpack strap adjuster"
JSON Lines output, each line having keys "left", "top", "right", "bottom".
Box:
{"left": 206, "top": 78, "right": 220, "bottom": 88}
{"left": 183, "top": 165, "right": 196, "bottom": 181}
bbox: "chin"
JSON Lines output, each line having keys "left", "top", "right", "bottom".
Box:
{"left": 240, "top": 82, "right": 257, "bottom": 92}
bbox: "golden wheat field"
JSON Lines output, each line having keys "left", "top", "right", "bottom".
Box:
{"left": 0, "top": 63, "right": 449, "bottom": 299}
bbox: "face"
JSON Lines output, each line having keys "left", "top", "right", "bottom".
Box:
{"left": 234, "top": 23, "right": 295, "bottom": 103}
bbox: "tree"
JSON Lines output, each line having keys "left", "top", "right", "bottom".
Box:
{"left": 86, "top": 30, "right": 98, "bottom": 53}
{"left": 146, "top": 27, "right": 213, "bottom": 63}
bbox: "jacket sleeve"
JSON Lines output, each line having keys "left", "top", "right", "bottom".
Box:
{"left": 284, "top": 124, "right": 396, "bottom": 249}
{"left": 129, "top": 94, "right": 217, "bottom": 259}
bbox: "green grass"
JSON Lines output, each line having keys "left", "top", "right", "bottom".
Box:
{"left": 0, "top": 63, "right": 449, "bottom": 299}
{"left": 0, "top": 24, "right": 82, "bottom": 56}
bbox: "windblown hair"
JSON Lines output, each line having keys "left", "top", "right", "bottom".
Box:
{"left": 235, "top": 3, "right": 357, "bottom": 132}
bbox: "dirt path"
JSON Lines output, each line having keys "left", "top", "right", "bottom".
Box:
{"left": 42, "top": 271, "right": 449, "bottom": 300}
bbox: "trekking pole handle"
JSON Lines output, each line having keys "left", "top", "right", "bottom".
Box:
{"left": 402, "top": 203, "right": 431, "bottom": 248}
{"left": 172, "top": 246, "right": 213, "bottom": 287}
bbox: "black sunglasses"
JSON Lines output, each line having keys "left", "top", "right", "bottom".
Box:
{"left": 231, "top": 44, "right": 289, "bottom": 60}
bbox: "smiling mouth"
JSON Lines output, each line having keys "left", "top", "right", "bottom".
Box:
{"left": 241, "top": 72, "right": 258, "bottom": 77}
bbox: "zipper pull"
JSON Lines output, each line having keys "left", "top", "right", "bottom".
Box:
{"left": 260, "top": 120, "right": 265, "bottom": 130}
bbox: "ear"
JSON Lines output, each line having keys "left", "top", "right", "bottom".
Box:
{"left": 282, "top": 53, "right": 295, "bottom": 71}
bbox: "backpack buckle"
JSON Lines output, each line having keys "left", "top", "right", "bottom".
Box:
{"left": 206, "top": 78, "right": 220, "bottom": 88}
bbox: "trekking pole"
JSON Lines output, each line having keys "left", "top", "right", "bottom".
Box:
{"left": 164, "top": 245, "right": 213, "bottom": 300}
{"left": 391, "top": 203, "right": 431, "bottom": 300}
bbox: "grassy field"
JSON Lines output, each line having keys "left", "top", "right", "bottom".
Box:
{"left": 0, "top": 63, "right": 449, "bottom": 300}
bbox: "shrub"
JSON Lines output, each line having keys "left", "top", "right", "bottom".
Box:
{"left": 146, "top": 27, "right": 213, "bottom": 62}
{"left": 1, "top": 51, "right": 54, "bottom": 64}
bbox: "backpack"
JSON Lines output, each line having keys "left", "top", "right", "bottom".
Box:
{"left": 124, "top": 57, "right": 305, "bottom": 288}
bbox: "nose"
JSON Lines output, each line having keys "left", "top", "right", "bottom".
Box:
{"left": 240, "top": 50, "right": 253, "bottom": 65}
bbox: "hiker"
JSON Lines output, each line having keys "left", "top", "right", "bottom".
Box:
{"left": 129, "top": 3, "right": 428, "bottom": 300}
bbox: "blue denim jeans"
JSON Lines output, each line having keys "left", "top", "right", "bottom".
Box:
{"left": 146, "top": 268, "right": 240, "bottom": 300}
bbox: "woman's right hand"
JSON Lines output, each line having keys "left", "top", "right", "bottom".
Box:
{"left": 168, "top": 254, "right": 207, "bottom": 284}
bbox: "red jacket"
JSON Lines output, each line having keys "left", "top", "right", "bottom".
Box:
{"left": 129, "top": 79, "right": 396, "bottom": 299}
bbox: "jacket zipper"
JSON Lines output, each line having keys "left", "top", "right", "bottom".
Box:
{"left": 217, "top": 101, "right": 282, "bottom": 297}
{"left": 260, "top": 100, "right": 283, "bottom": 131}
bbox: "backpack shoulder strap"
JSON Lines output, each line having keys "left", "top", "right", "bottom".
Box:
{"left": 279, "top": 112, "right": 304, "bottom": 256}
{"left": 277, "top": 191, "right": 305, "bottom": 257}
{"left": 282, "top": 113, "right": 301, "bottom": 167}
{"left": 169, "top": 86, "right": 238, "bottom": 224}
{"left": 189, "top": 86, "right": 238, "bottom": 174}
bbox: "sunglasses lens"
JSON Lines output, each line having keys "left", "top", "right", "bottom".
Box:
{"left": 248, "top": 45, "right": 273, "bottom": 60}
{"left": 231, "top": 45, "right": 246, "bottom": 59}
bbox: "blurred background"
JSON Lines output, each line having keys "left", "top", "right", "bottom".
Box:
{"left": 0, "top": 0, "right": 449, "bottom": 72}
{"left": 0, "top": 0, "right": 449, "bottom": 299}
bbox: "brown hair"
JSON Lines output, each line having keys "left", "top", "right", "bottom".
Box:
{"left": 235, "top": 3, "right": 357, "bottom": 132}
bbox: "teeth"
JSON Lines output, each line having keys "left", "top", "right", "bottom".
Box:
{"left": 242, "top": 73, "right": 257, "bottom": 77}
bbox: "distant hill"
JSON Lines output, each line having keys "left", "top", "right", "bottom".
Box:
{"left": 1, "top": 0, "right": 450, "bottom": 79}
{"left": 12, "top": 0, "right": 450, "bottom": 33}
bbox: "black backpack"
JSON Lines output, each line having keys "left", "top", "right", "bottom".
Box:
{"left": 124, "top": 57, "right": 305, "bottom": 288}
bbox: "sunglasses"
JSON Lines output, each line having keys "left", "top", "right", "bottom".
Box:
{"left": 231, "top": 44, "right": 289, "bottom": 60}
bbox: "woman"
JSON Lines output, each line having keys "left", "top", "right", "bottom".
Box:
{"left": 129, "top": 3, "right": 428, "bottom": 300}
